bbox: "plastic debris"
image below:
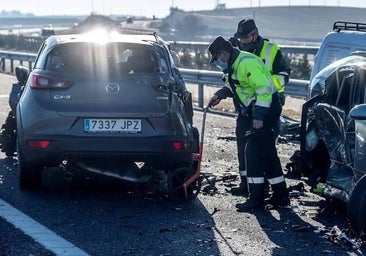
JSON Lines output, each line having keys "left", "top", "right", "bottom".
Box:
{"left": 201, "top": 175, "right": 217, "bottom": 195}
{"left": 325, "top": 226, "right": 363, "bottom": 251}
{"left": 289, "top": 190, "right": 301, "bottom": 198}
{"left": 201, "top": 172, "right": 238, "bottom": 195}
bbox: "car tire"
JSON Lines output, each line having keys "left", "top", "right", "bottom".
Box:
{"left": 18, "top": 144, "right": 43, "bottom": 190}
{"left": 347, "top": 174, "right": 366, "bottom": 236}
{"left": 168, "top": 167, "right": 201, "bottom": 202}
{"left": 1, "top": 128, "right": 17, "bottom": 157}
{"left": 358, "top": 191, "right": 366, "bottom": 238}
{"left": 0, "top": 113, "right": 17, "bottom": 157}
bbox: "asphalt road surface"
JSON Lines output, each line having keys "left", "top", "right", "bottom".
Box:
{"left": 0, "top": 73, "right": 364, "bottom": 256}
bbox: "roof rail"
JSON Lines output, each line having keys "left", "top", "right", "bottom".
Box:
{"left": 153, "top": 32, "right": 159, "bottom": 42}
{"left": 151, "top": 31, "right": 168, "bottom": 47}
{"left": 333, "top": 21, "right": 366, "bottom": 33}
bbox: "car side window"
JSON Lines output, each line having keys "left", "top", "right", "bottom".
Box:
{"left": 34, "top": 42, "right": 47, "bottom": 70}
{"left": 159, "top": 57, "right": 169, "bottom": 74}
{"left": 46, "top": 53, "right": 63, "bottom": 71}
{"left": 335, "top": 71, "right": 354, "bottom": 112}
{"left": 352, "top": 66, "right": 366, "bottom": 106}
{"left": 324, "top": 72, "right": 340, "bottom": 105}
{"left": 325, "top": 67, "right": 355, "bottom": 112}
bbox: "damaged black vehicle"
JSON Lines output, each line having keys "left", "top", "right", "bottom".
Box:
{"left": 288, "top": 53, "right": 366, "bottom": 237}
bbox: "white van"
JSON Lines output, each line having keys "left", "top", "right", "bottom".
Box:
{"left": 310, "top": 21, "right": 366, "bottom": 82}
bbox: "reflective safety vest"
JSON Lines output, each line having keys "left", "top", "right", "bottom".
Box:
{"left": 258, "top": 40, "right": 285, "bottom": 93}
{"left": 230, "top": 51, "right": 276, "bottom": 109}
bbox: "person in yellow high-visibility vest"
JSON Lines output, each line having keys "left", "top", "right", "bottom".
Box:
{"left": 208, "top": 36, "right": 290, "bottom": 211}
{"left": 231, "top": 18, "right": 291, "bottom": 105}
{"left": 227, "top": 18, "right": 291, "bottom": 196}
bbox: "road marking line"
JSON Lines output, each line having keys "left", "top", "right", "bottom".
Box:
{"left": 0, "top": 199, "right": 89, "bottom": 256}
{"left": 0, "top": 95, "right": 9, "bottom": 98}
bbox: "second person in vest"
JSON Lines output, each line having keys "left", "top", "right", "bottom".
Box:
{"left": 228, "top": 18, "right": 291, "bottom": 196}
{"left": 207, "top": 36, "right": 290, "bottom": 211}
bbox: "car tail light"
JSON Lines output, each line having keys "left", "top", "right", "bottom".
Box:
{"left": 30, "top": 73, "right": 71, "bottom": 89}
{"left": 173, "top": 141, "right": 191, "bottom": 150}
{"left": 27, "top": 140, "right": 50, "bottom": 149}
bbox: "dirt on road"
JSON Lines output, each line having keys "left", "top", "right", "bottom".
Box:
{"left": 190, "top": 91, "right": 365, "bottom": 255}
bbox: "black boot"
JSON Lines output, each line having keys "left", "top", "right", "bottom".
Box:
{"left": 236, "top": 183, "right": 264, "bottom": 212}
{"left": 231, "top": 176, "right": 249, "bottom": 197}
{"left": 265, "top": 181, "right": 290, "bottom": 208}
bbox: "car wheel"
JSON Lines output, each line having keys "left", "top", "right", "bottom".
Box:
{"left": 358, "top": 192, "right": 366, "bottom": 238}
{"left": 18, "top": 144, "right": 43, "bottom": 190}
{"left": 1, "top": 128, "right": 17, "bottom": 157}
{"left": 347, "top": 174, "right": 366, "bottom": 236}
{"left": 168, "top": 167, "right": 201, "bottom": 202}
{"left": 0, "top": 115, "right": 17, "bottom": 157}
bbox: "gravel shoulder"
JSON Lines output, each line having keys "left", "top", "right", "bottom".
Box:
{"left": 189, "top": 88, "right": 364, "bottom": 255}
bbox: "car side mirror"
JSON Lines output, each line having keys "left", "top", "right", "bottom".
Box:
{"left": 15, "top": 66, "right": 29, "bottom": 85}
{"left": 350, "top": 104, "right": 366, "bottom": 120}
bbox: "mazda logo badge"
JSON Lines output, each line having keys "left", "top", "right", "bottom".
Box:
{"left": 105, "top": 83, "right": 120, "bottom": 94}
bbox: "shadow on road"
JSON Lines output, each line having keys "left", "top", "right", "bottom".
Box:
{"left": 0, "top": 159, "right": 224, "bottom": 256}
{"left": 253, "top": 204, "right": 365, "bottom": 255}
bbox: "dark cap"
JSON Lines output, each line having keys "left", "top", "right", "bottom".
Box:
{"left": 208, "top": 36, "right": 233, "bottom": 63}
{"left": 234, "top": 18, "right": 257, "bottom": 38}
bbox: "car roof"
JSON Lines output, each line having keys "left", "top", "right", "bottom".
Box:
{"left": 310, "top": 21, "right": 366, "bottom": 81}
{"left": 44, "top": 32, "right": 167, "bottom": 48}
{"left": 317, "top": 55, "right": 366, "bottom": 79}
{"left": 309, "top": 55, "right": 366, "bottom": 96}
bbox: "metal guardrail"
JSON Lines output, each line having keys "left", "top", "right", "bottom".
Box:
{"left": 170, "top": 41, "right": 319, "bottom": 56}
{"left": 179, "top": 68, "right": 309, "bottom": 107}
{"left": 0, "top": 50, "right": 36, "bottom": 72}
{"left": 0, "top": 50, "right": 309, "bottom": 108}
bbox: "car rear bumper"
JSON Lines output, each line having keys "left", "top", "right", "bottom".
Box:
{"left": 18, "top": 136, "right": 194, "bottom": 168}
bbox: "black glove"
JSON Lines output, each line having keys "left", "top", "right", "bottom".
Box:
{"left": 240, "top": 102, "right": 253, "bottom": 117}
{"left": 278, "top": 92, "right": 286, "bottom": 106}
{"left": 209, "top": 95, "right": 221, "bottom": 107}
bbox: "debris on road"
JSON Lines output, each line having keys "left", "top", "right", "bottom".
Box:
{"left": 325, "top": 226, "right": 364, "bottom": 251}
{"left": 200, "top": 172, "right": 238, "bottom": 195}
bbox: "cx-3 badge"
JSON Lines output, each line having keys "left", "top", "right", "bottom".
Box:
{"left": 106, "top": 83, "right": 120, "bottom": 94}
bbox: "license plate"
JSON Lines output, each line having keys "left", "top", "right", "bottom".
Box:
{"left": 84, "top": 119, "right": 141, "bottom": 133}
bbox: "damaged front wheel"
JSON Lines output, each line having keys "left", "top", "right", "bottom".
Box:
{"left": 168, "top": 167, "right": 201, "bottom": 202}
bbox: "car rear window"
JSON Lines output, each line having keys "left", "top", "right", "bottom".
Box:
{"left": 44, "top": 42, "right": 165, "bottom": 78}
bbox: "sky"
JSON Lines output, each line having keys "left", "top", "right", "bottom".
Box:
{"left": 1, "top": 0, "right": 366, "bottom": 17}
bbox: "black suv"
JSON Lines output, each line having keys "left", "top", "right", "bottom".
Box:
{"left": 16, "top": 32, "right": 199, "bottom": 198}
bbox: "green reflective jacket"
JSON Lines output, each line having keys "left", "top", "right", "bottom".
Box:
{"left": 258, "top": 40, "right": 285, "bottom": 93}
{"left": 230, "top": 51, "right": 276, "bottom": 120}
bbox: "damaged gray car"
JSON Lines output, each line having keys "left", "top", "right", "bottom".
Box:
{"left": 288, "top": 53, "right": 366, "bottom": 237}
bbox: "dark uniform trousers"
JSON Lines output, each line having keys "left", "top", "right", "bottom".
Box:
{"left": 245, "top": 93, "right": 288, "bottom": 203}
{"left": 236, "top": 112, "right": 251, "bottom": 181}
